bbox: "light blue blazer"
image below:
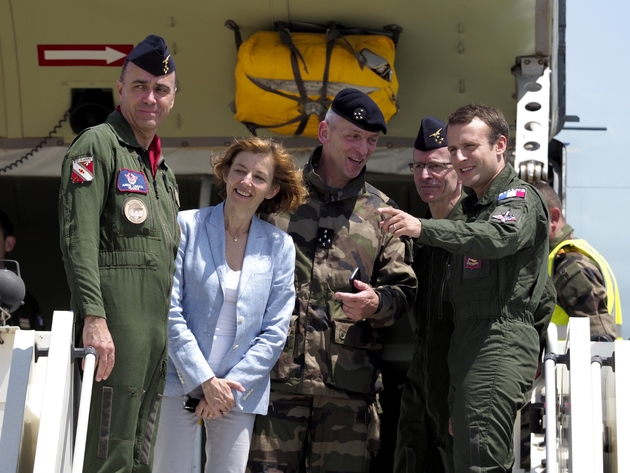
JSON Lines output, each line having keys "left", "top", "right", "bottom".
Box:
{"left": 164, "top": 202, "right": 296, "bottom": 415}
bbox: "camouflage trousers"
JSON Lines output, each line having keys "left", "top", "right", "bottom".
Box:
{"left": 247, "top": 391, "right": 380, "bottom": 473}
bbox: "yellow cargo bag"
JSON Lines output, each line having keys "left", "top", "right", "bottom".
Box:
{"left": 226, "top": 21, "right": 402, "bottom": 138}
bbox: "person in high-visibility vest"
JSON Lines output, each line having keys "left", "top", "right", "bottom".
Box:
{"left": 533, "top": 182, "right": 622, "bottom": 340}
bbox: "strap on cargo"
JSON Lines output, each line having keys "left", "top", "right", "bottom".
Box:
{"left": 224, "top": 19, "right": 243, "bottom": 51}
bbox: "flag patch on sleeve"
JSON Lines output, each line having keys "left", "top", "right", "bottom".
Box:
{"left": 71, "top": 157, "right": 94, "bottom": 183}
{"left": 497, "top": 188, "right": 526, "bottom": 201}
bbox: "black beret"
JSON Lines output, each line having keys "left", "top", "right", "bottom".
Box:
{"left": 331, "top": 88, "right": 387, "bottom": 134}
{"left": 125, "top": 35, "right": 175, "bottom": 76}
{"left": 414, "top": 116, "right": 447, "bottom": 151}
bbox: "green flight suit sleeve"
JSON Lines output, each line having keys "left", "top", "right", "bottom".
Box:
{"left": 417, "top": 192, "right": 546, "bottom": 260}
{"left": 58, "top": 129, "right": 114, "bottom": 320}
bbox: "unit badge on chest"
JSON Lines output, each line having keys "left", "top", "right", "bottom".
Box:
{"left": 122, "top": 197, "right": 148, "bottom": 224}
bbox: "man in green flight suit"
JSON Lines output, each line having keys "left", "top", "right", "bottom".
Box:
{"left": 59, "top": 35, "right": 180, "bottom": 473}
{"left": 392, "top": 116, "right": 465, "bottom": 473}
{"left": 380, "top": 103, "right": 551, "bottom": 472}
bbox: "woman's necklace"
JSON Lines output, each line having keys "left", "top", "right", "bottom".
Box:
{"left": 225, "top": 225, "right": 248, "bottom": 242}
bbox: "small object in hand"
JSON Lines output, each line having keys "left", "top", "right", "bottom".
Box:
{"left": 183, "top": 395, "right": 200, "bottom": 412}
{"left": 349, "top": 267, "right": 362, "bottom": 294}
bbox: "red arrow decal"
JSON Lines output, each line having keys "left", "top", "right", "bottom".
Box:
{"left": 38, "top": 44, "right": 134, "bottom": 67}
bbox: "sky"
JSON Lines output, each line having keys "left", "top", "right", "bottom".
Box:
{"left": 556, "top": 0, "right": 630, "bottom": 339}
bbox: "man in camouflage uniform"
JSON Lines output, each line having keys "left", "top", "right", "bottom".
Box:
{"left": 381, "top": 104, "right": 551, "bottom": 472}
{"left": 533, "top": 182, "right": 621, "bottom": 339}
{"left": 391, "top": 117, "right": 465, "bottom": 473}
{"left": 247, "top": 88, "right": 417, "bottom": 473}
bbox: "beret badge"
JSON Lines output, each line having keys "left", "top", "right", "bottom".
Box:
{"left": 353, "top": 107, "right": 366, "bottom": 121}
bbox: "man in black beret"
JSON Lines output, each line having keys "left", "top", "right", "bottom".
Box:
{"left": 248, "top": 88, "right": 417, "bottom": 472}
{"left": 390, "top": 116, "right": 464, "bottom": 473}
{"left": 59, "top": 34, "right": 180, "bottom": 473}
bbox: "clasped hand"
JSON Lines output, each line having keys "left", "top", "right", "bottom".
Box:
{"left": 196, "top": 376, "right": 245, "bottom": 420}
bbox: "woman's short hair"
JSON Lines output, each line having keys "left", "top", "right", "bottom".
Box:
{"left": 212, "top": 137, "right": 308, "bottom": 214}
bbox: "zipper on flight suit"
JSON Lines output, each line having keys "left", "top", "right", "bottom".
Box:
{"left": 133, "top": 152, "right": 157, "bottom": 233}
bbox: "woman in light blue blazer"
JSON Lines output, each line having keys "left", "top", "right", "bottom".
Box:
{"left": 154, "top": 138, "right": 307, "bottom": 473}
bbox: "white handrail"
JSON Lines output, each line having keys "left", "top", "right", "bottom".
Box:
{"left": 590, "top": 359, "right": 604, "bottom": 473}
{"left": 544, "top": 322, "right": 558, "bottom": 473}
{"left": 72, "top": 349, "right": 96, "bottom": 473}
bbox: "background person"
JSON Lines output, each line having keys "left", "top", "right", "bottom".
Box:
{"left": 392, "top": 117, "right": 464, "bottom": 473}
{"left": 533, "top": 182, "right": 621, "bottom": 340}
{"left": 153, "top": 137, "right": 307, "bottom": 473}
{"left": 380, "top": 104, "right": 551, "bottom": 472}
{"left": 247, "top": 88, "right": 417, "bottom": 473}
{"left": 58, "top": 35, "right": 180, "bottom": 473}
{"left": 0, "top": 209, "right": 45, "bottom": 330}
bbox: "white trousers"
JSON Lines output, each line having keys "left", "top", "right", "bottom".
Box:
{"left": 153, "top": 394, "right": 255, "bottom": 473}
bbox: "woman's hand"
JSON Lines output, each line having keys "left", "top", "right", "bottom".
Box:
{"left": 200, "top": 376, "right": 245, "bottom": 418}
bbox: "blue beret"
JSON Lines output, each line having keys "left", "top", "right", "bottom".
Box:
{"left": 414, "top": 116, "right": 447, "bottom": 151}
{"left": 125, "top": 35, "right": 175, "bottom": 76}
{"left": 331, "top": 88, "right": 387, "bottom": 134}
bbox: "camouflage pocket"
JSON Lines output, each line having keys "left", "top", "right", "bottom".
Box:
{"left": 270, "top": 314, "right": 299, "bottom": 382}
{"left": 326, "top": 320, "right": 383, "bottom": 394}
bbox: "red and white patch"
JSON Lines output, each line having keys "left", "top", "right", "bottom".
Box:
{"left": 71, "top": 157, "right": 94, "bottom": 183}
{"left": 464, "top": 257, "right": 481, "bottom": 269}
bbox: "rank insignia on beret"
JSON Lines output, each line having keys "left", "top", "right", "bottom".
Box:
{"left": 498, "top": 188, "right": 526, "bottom": 200}
{"left": 353, "top": 107, "right": 366, "bottom": 121}
{"left": 117, "top": 169, "right": 148, "bottom": 194}
{"left": 71, "top": 157, "right": 94, "bottom": 184}
{"left": 126, "top": 34, "right": 175, "bottom": 77}
{"left": 331, "top": 88, "right": 387, "bottom": 134}
{"left": 429, "top": 128, "right": 444, "bottom": 145}
{"left": 414, "top": 116, "right": 447, "bottom": 151}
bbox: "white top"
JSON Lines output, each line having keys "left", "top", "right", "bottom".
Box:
{"left": 208, "top": 269, "right": 240, "bottom": 372}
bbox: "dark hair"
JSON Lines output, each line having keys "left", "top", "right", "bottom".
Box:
{"left": 532, "top": 182, "right": 562, "bottom": 210}
{"left": 213, "top": 137, "right": 308, "bottom": 214}
{"left": 447, "top": 103, "right": 509, "bottom": 146}
{"left": 0, "top": 210, "right": 14, "bottom": 239}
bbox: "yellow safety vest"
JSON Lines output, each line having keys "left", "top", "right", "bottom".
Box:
{"left": 548, "top": 239, "right": 623, "bottom": 339}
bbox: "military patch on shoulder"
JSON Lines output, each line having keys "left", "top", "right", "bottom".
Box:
{"left": 117, "top": 169, "right": 148, "bottom": 194}
{"left": 71, "top": 157, "right": 94, "bottom": 184}
{"left": 497, "top": 188, "right": 526, "bottom": 201}
{"left": 491, "top": 206, "right": 521, "bottom": 224}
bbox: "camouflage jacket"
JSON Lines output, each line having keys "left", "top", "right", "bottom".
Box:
{"left": 264, "top": 146, "right": 417, "bottom": 399}
{"left": 550, "top": 225, "right": 617, "bottom": 338}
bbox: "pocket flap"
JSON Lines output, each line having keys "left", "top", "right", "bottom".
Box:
{"left": 333, "top": 320, "right": 382, "bottom": 350}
